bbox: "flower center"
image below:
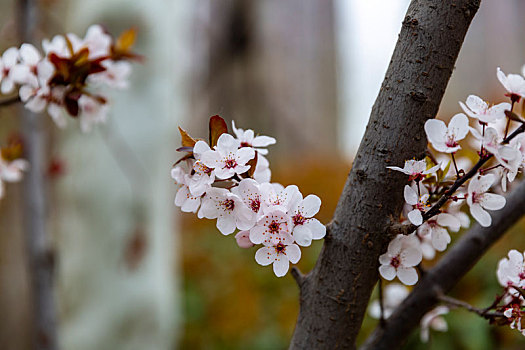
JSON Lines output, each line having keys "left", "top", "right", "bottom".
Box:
{"left": 224, "top": 158, "right": 237, "bottom": 169}
{"left": 390, "top": 256, "right": 401, "bottom": 268}
{"left": 268, "top": 221, "right": 280, "bottom": 234}
{"left": 275, "top": 242, "right": 286, "bottom": 254}
{"left": 250, "top": 198, "right": 260, "bottom": 212}
{"left": 240, "top": 141, "right": 251, "bottom": 148}
{"left": 446, "top": 136, "right": 458, "bottom": 148}
{"left": 222, "top": 199, "right": 235, "bottom": 211}
{"left": 293, "top": 213, "right": 306, "bottom": 226}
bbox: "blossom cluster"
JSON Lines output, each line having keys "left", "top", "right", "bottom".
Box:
{"left": 171, "top": 116, "right": 325, "bottom": 277}
{"left": 0, "top": 24, "right": 138, "bottom": 132}
{"left": 379, "top": 66, "right": 525, "bottom": 288}
{"left": 375, "top": 65, "right": 525, "bottom": 340}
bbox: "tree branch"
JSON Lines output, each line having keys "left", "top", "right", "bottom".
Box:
{"left": 289, "top": 1, "right": 481, "bottom": 348}
{"left": 437, "top": 295, "right": 505, "bottom": 319}
{"left": 0, "top": 95, "right": 21, "bottom": 107}
{"left": 361, "top": 179, "right": 525, "bottom": 350}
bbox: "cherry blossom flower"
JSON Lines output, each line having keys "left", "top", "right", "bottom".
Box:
{"left": 420, "top": 306, "right": 449, "bottom": 343}
{"left": 232, "top": 121, "right": 276, "bottom": 155}
{"left": 424, "top": 113, "right": 469, "bottom": 153}
{"left": 379, "top": 234, "right": 422, "bottom": 285}
{"left": 417, "top": 213, "right": 460, "bottom": 252}
{"left": 185, "top": 141, "right": 215, "bottom": 197}
{"left": 459, "top": 95, "right": 510, "bottom": 124}
{"left": 78, "top": 95, "right": 110, "bottom": 133}
{"left": 235, "top": 231, "right": 254, "bottom": 249}
{"left": 387, "top": 159, "right": 440, "bottom": 181}
{"left": 201, "top": 133, "right": 255, "bottom": 179}
{"left": 497, "top": 67, "right": 525, "bottom": 101}
{"left": 255, "top": 238, "right": 301, "bottom": 277}
{"left": 0, "top": 47, "right": 20, "bottom": 94}
{"left": 11, "top": 43, "right": 42, "bottom": 87}
{"left": 88, "top": 60, "right": 132, "bottom": 89}
{"left": 0, "top": 156, "right": 29, "bottom": 199}
{"left": 369, "top": 283, "right": 409, "bottom": 319}
{"left": 231, "top": 178, "right": 263, "bottom": 223}
{"left": 253, "top": 153, "right": 272, "bottom": 183}
{"left": 259, "top": 183, "right": 301, "bottom": 215}
{"left": 172, "top": 161, "right": 202, "bottom": 214}
{"left": 497, "top": 250, "right": 525, "bottom": 293}
{"left": 466, "top": 174, "right": 506, "bottom": 227}
{"left": 68, "top": 24, "right": 112, "bottom": 59}
{"left": 199, "top": 187, "right": 253, "bottom": 235}
{"left": 288, "top": 193, "right": 325, "bottom": 246}
{"left": 42, "top": 35, "right": 70, "bottom": 57}
{"left": 416, "top": 232, "right": 437, "bottom": 260}
{"left": 249, "top": 209, "right": 293, "bottom": 246}
{"left": 404, "top": 184, "right": 429, "bottom": 226}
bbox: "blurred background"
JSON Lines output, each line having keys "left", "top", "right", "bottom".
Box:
{"left": 1, "top": 0, "right": 525, "bottom": 349}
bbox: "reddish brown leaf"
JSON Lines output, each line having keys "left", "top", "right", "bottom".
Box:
{"left": 178, "top": 126, "right": 197, "bottom": 147}
{"left": 246, "top": 151, "right": 258, "bottom": 178}
{"left": 209, "top": 115, "right": 228, "bottom": 147}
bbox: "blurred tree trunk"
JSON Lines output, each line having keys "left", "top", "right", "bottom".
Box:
{"left": 191, "top": 0, "right": 338, "bottom": 154}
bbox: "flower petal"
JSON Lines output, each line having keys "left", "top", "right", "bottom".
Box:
{"left": 216, "top": 215, "right": 236, "bottom": 235}
{"left": 480, "top": 193, "right": 506, "bottom": 210}
{"left": 470, "top": 203, "right": 491, "bottom": 227}
{"left": 285, "top": 244, "right": 301, "bottom": 264}
{"left": 379, "top": 265, "right": 396, "bottom": 281}
{"left": 301, "top": 195, "right": 321, "bottom": 217}
{"left": 255, "top": 247, "right": 275, "bottom": 266}
{"left": 273, "top": 256, "right": 290, "bottom": 277}
{"left": 397, "top": 267, "right": 418, "bottom": 285}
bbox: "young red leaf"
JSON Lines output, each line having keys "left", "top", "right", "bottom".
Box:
{"left": 178, "top": 126, "right": 197, "bottom": 147}
{"left": 209, "top": 115, "right": 228, "bottom": 147}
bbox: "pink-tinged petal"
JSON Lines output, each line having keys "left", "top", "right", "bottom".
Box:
{"left": 292, "top": 224, "right": 313, "bottom": 247}
{"left": 304, "top": 218, "right": 326, "bottom": 240}
{"left": 404, "top": 185, "right": 418, "bottom": 205}
{"left": 255, "top": 247, "right": 275, "bottom": 266}
{"left": 489, "top": 102, "right": 511, "bottom": 120}
{"left": 214, "top": 166, "right": 235, "bottom": 180}
{"left": 478, "top": 173, "right": 496, "bottom": 193}
{"left": 231, "top": 120, "right": 241, "bottom": 137}
{"left": 233, "top": 164, "right": 250, "bottom": 175}
{"left": 252, "top": 135, "right": 276, "bottom": 147}
{"left": 243, "top": 129, "right": 255, "bottom": 142}
{"left": 436, "top": 213, "right": 460, "bottom": 232}
{"left": 25, "top": 95, "right": 47, "bottom": 113}
{"left": 19, "top": 43, "right": 41, "bottom": 65}
{"left": 407, "top": 209, "right": 423, "bottom": 226}
{"left": 497, "top": 67, "right": 511, "bottom": 92}
{"left": 216, "top": 215, "right": 236, "bottom": 235}
{"left": 236, "top": 147, "right": 255, "bottom": 164}
{"left": 273, "top": 256, "right": 290, "bottom": 277}
{"left": 379, "top": 265, "right": 396, "bottom": 281}
{"left": 386, "top": 166, "right": 407, "bottom": 174}
{"left": 285, "top": 244, "right": 301, "bottom": 264}
{"left": 235, "top": 231, "right": 254, "bottom": 248}
{"left": 1, "top": 78, "right": 14, "bottom": 94}
{"left": 48, "top": 104, "right": 67, "bottom": 128}
{"left": 249, "top": 225, "right": 266, "bottom": 244}
{"left": 193, "top": 140, "right": 211, "bottom": 159}
{"left": 19, "top": 85, "right": 35, "bottom": 102}
{"left": 465, "top": 95, "right": 486, "bottom": 114}
{"left": 174, "top": 186, "right": 189, "bottom": 207}
{"left": 401, "top": 247, "right": 422, "bottom": 266}
{"left": 480, "top": 193, "right": 506, "bottom": 210}
{"left": 449, "top": 113, "right": 469, "bottom": 140}
{"left": 470, "top": 203, "right": 491, "bottom": 227}
{"left": 181, "top": 196, "right": 200, "bottom": 213}
{"left": 387, "top": 236, "right": 403, "bottom": 256}
{"left": 424, "top": 163, "right": 441, "bottom": 175}
{"left": 301, "top": 195, "right": 321, "bottom": 217}
{"left": 216, "top": 133, "right": 240, "bottom": 153}
{"left": 200, "top": 150, "right": 222, "bottom": 170}
{"left": 397, "top": 267, "right": 418, "bottom": 285}
{"left": 378, "top": 252, "right": 391, "bottom": 265}
{"left": 2, "top": 47, "right": 19, "bottom": 67}
{"left": 10, "top": 64, "right": 33, "bottom": 85}
{"left": 431, "top": 227, "right": 450, "bottom": 251}
{"left": 424, "top": 119, "right": 447, "bottom": 146}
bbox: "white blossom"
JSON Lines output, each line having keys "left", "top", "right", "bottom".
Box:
{"left": 497, "top": 250, "right": 525, "bottom": 293}
{"left": 0, "top": 47, "right": 20, "bottom": 94}
{"left": 459, "top": 95, "right": 510, "bottom": 124}
{"left": 249, "top": 209, "right": 293, "bottom": 246}
{"left": 369, "top": 283, "right": 409, "bottom": 319}
{"left": 201, "top": 133, "right": 255, "bottom": 179}
{"left": 255, "top": 239, "right": 301, "bottom": 277}
{"left": 417, "top": 213, "right": 460, "bottom": 252}
{"left": 288, "top": 193, "right": 325, "bottom": 246}
{"left": 379, "top": 234, "right": 422, "bottom": 286}
{"left": 199, "top": 187, "right": 253, "bottom": 235}
{"left": 466, "top": 174, "right": 505, "bottom": 227}
{"left": 232, "top": 121, "right": 276, "bottom": 155}
{"left": 387, "top": 159, "right": 440, "bottom": 181}
{"left": 404, "top": 184, "right": 429, "bottom": 226}
{"left": 498, "top": 67, "right": 525, "bottom": 100}
{"left": 424, "top": 113, "right": 469, "bottom": 153}
{"left": 78, "top": 95, "right": 110, "bottom": 133}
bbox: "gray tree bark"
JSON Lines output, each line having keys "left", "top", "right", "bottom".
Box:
{"left": 289, "top": 1, "right": 481, "bottom": 349}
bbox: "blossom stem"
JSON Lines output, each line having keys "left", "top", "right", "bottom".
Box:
{"left": 0, "top": 95, "right": 21, "bottom": 108}
{"left": 480, "top": 164, "right": 502, "bottom": 174}
{"left": 450, "top": 153, "right": 460, "bottom": 178}
{"left": 480, "top": 122, "right": 486, "bottom": 155}
{"left": 438, "top": 295, "right": 504, "bottom": 319}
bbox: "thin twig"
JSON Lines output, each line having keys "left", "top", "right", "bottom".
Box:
{"left": 379, "top": 278, "right": 386, "bottom": 327}
{"left": 438, "top": 295, "right": 505, "bottom": 318}
{"left": 0, "top": 95, "right": 21, "bottom": 107}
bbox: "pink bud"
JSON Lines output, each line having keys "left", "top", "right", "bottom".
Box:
{"left": 235, "top": 231, "right": 254, "bottom": 249}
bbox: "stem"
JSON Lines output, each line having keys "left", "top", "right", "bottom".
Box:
{"left": 451, "top": 152, "right": 460, "bottom": 178}
{"left": 0, "top": 95, "right": 21, "bottom": 107}
{"left": 504, "top": 100, "right": 515, "bottom": 139}
{"left": 480, "top": 122, "right": 485, "bottom": 155}
{"left": 17, "top": 1, "right": 58, "bottom": 349}
{"left": 438, "top": 295, "right": 504, "bottom": 318}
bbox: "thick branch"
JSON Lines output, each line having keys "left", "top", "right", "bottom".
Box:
{"left": 289, "top": 1, "right": 481, "bottom": 349}
{"left": 361, "top": 179, "right": 525, "bottom": 350}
